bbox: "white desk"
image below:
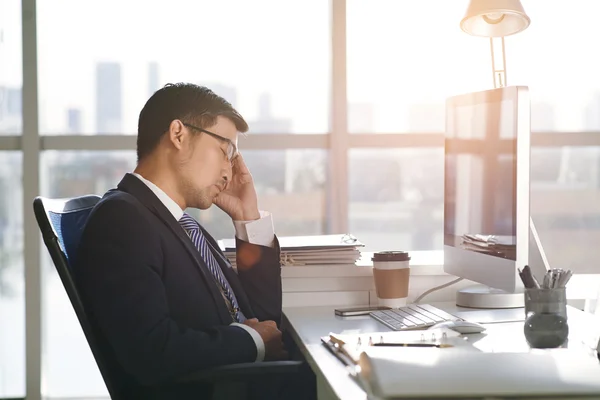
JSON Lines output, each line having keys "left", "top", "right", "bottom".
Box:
{"left": 283, "top": 303, "right": 600, "bottom": 400}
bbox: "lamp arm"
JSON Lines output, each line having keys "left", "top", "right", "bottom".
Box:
{"left": 490, "top": 36, "right": 507, "bottom": 88}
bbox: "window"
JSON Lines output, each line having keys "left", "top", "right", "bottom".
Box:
{"left": 348, "top": 0, "right": 600, "bottom": 133}
{"left": 37, "top": 0, "right": 331, "bottom": 135}
{"left": 347, "top": 0, "right": 488, "bottom": 133}
{"left": 0, "top": 152, "right": 24, "bottom": 398}
{"left": 531, "top": 147, "right": 600, "bottom": 273}
{"left": 507, "top": 0, "right": 600, "bottom": 131}
{"left": 0, "top": 0, "right": 23, "bottom": 396}
{"left": 189, "top": 150, "right": 328, "bottom": 239}
{"left": 349, "top": 149, "right": 443, "bottom": 252}
{"left": 41, "top": 250, "right": 108, "bottom": 398}
{"left": 348, "top": 146, "right": 600, "bottom": 261}
{"left": 347, "top": 0, "right": 600, "bottom": 257}
{"left": 0, "top": 0, "right": 22, "bottom": 135}
{"left": 40, "top": 151, "right": 135, "bottom": 397}
{"left": 17, "top": 1, "right": 600, "bottom": 398}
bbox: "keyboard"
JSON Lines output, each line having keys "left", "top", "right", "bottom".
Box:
{"left": 370, "top": 304, "right": 462, "bottom": 331}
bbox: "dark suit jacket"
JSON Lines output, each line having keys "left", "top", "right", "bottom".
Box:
{"left": 75, "top": 173, "right": 282, "bottom": 389}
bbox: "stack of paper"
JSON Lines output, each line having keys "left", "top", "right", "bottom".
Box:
{"left": 461, "top": 233, "right": 516, "bottom": 259}
{"left": 219, "top": 234, "right": 364, "bottom": 267}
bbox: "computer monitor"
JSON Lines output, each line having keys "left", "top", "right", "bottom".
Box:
{"left": 444, "top": 86, "right": 533, "bottom": 309}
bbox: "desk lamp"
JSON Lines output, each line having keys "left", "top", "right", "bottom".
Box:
{"left": 460, "top": 0, "right": 530, "bottom": 88}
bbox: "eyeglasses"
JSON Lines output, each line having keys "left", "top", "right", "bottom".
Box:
{"left": 182, "top": 122, "right": 238, "bottom": 163}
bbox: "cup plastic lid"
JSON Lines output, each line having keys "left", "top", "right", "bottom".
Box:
{"left": 372, "top": 251, "right": 410, "bottom": 262}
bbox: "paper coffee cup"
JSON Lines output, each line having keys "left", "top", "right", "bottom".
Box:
{"left": 372, "top": 251, "right": 410, "bottom": 308}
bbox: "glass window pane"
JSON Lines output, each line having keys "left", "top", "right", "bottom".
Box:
{"left": 0, "top": 0, "right": 22, "bottom": 135}
{"left": 348, "top": 0, "right": 600, "bottom": 133}
{"left": 0, "top": 152, "right": 24, "bottom": 398}
{"left": 40, "top": 151, "right": 136, "bottom": 398}
{"left": 348, "top": 0, "right": 487, "bottom": 133}
{"left": 188, "top": 150, "right": 328, "bottom": 239}
{"left": 37, "top": 0, "right": 330, "bottom": 135}
{"left": 531, "top": 147, "right": 600, "bottom": 273}
{"left": 349, "top": 149, "right": 443, "bottom": 252}
{"left": 508, "top": 1, "right": 600, "bottom": 131}
{"left": 347, "top": 146, "right": 600, "bottom": 265}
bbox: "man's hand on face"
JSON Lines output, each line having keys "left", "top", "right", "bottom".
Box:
{"left": 243, "top": 318, "right": 288, "bottom": 361}
{"left": 213, "top": 153, "right": 261, "bottom": 221}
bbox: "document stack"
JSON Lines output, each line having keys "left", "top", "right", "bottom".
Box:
{"left": 219, "top": 234, "right": 365, "bottom": 268}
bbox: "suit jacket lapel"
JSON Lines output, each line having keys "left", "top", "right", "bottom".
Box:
{"left": 116, "top": 173, "right": 232, "bottom": 324}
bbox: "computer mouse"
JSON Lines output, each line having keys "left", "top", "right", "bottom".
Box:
{"left": 429, "top": 320, "right": 486, "bottom": 334}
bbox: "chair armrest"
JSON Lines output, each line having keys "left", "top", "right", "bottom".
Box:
{"left": 178, "top": 360, "right": 304, "bottom": 383}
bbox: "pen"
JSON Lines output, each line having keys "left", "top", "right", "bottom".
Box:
{"left": 519, "top": 265, "right": 539, "bottom": 289}
{"left": 543, "top": 272, "right": 550, "bottom": 289}
{"left": 371, "top": 343, "right": 453, "bottom": 348}
{"left": 329, "top": 334, "right": 346, "bottom": 347}
{"left": 326, "top": 335, "right": 356, "bottom": 368}
{"left": 524, "top": 265, "right": 540, "bottom": 288}
{"left": 551, "top": 269, "right": 559, "bottom": 288}
{"left": 560, "top": 270, "right": 573, "bottom": 287}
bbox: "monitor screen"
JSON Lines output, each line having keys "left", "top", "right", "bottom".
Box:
{"left": 444, "top": 96, "right": 517, "bottom": 260}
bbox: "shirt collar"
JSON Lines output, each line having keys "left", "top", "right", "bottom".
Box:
{"left": 131, "top": 172, "right": 184, "bottom": 221}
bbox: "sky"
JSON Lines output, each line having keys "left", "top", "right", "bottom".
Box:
{"left": 1, "top": 0, "right": 600, "bottom": 134}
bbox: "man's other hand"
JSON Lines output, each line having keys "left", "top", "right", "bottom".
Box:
{"left": 243, "top": 318, "right": 288, "bottom": 361}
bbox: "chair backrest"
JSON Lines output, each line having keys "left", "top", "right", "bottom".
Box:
{"left": 33, "top": 195, "right": 131, "bottom": 399}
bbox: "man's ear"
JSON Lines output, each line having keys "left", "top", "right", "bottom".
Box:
{"left": 168, "top": 120, "right": 185, "bottom": 150}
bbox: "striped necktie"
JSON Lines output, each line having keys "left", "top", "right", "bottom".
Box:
{"left": 179, "top": 213, "right": 243, "bottom": 323}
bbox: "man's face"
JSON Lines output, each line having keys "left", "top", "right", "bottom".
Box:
{"left": 176, "top": 115, "right": 239, "bottom": 210}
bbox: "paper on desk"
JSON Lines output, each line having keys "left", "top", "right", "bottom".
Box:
{"left": 220, "top": 234, "right": 365, "bottom": 266}
{"left": 358, "top": 349, "right": 600, "bottom": 399}
{"left": 225, "top": 251, "right": 362, "bottom": 267}
{"left": 220, "top": 234, "right": 365, "bottom": 251}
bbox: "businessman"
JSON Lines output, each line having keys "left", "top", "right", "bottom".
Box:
{"left": 75, "top": 83, "right": 313, "bottom": 399}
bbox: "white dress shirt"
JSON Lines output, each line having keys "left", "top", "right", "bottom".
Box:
{"left": 131, "top": 172, "right": 273, "bottom": 362}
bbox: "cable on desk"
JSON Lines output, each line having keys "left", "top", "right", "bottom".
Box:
{"left": 414, "top": 277, "right": 464, "bottom": 304}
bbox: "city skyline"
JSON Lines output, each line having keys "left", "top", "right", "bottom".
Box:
{"left": 4, "top": 75, "right": 600, "bottom": 135}
{"left": 4, "top": 1, "right": 600, "bottom": 134}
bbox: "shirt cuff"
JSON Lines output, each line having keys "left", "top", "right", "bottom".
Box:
{"left": 233, "top": 211, "right": 275, "bottom": 247}
{"left": 231, "top": 322, "right": 265, "bottom": 362}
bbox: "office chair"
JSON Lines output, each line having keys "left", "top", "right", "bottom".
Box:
{"left": 33, "top": 195, "right": 303, "bottom": 400}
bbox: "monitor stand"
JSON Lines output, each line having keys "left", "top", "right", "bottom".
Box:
{"left": 456, "top": 285, "right": 524, "bottom": 309}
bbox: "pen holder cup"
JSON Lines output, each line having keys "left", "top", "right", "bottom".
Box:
{"left": 523, "top": 288, "right": 568, "bottom": 349}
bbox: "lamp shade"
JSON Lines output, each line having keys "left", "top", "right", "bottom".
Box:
{"left": 460, "top": 0, "right": 530, "bottom": 38}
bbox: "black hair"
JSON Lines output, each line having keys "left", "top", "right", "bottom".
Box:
{"left": 136, "top": 83, "right": 248, "bottom": 162}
